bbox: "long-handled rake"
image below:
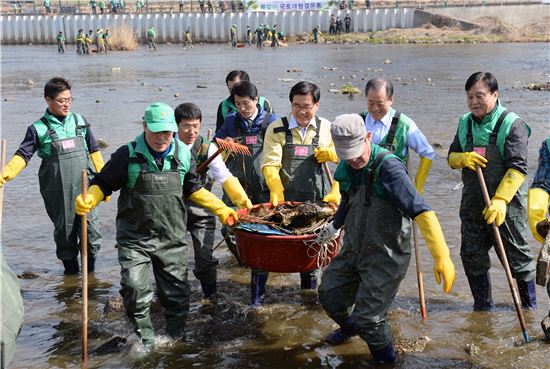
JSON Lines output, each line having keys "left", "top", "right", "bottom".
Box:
{"left": 196, "top": 137, "right": 251, "bottom": 174}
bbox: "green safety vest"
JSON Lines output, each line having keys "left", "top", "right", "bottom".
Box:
{"left": 126, "top": 133, "right": 190, "bottom": 189}
{"left": 359, "top": 107, "right": 412, "bottom": 162}
{"left": 32, "top": 111, "right": 89, "bottom": 158}
{"left": 456, "top": 101, "right": 530, "bottom": 158}
{"left": 335, "top": 143, "right": 397, "bottom": 199}
{"left": 221, "top": 96, "right": 269, "bottom": 120}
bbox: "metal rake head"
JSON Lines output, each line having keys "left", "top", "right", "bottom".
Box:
{"left": 215, "top": 137, "right": 251, "bottom": 156}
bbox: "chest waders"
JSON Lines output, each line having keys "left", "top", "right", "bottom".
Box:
{"left": 276, "top": 116, "right": 327, "bottom": 201}
{"left": 37, "top": 115, "right": 101, "bottom": 262}
{"left": 251, "top": 117, "right": 328, "bottom": 305}
{"left": 460, "top": 111, "right": 535, "bottom": 309}
{"left": 318, "top": 151, "right": 411, "bottom": 351}
{"left": 117, "top": 141, "right": 190, "bottom": 345}
{"left": 185, "top": 137, "right": 218, "bottom": 292}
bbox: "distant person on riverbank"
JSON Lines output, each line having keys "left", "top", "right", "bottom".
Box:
{"left": 215, "top": 70, "right": 273, "bottom": 132}
{"left": 179, "top": 0, "right": 184, "bottom": 12}
{"left": 175, "top": 102, "right": 251, "bottom": 299}
{"left": 199, "top": 0, "right": 205, "bottom": 12}
{"left": 344, "top": 13, "right": 351, "bottom": 33}
{"left": 136, "top": 0, "right": 144, "bottom": 12}
{"left": 85, "top": 30, "right": 93, "bottom": 53}
{"left": 270, "top": 24, "right": 279, "bottom": 47}
{"left": 76, "top": 29, "right": 85, "bottom": 54}
{"left": 43, "top": 0, "right": 51, "bottom": 13}
{"left": 99, "top": 0, "right": 105, "bottom": 13}
{"left": 56, "top": 31, "right": 66, "bottom": 53}
{"left": 75, "top": 102, "right": 236, "bottom": 349}
{"left": 312, "top": 25, "right": 320, "bottom": 43}
{"left": 230, "top": 24, "right": 237, "bottom": 47}
{"left": 329, "top": 14, "right": 336, "bottom": 35}
{"left": 255, "top": 25, "right": 263, "bottom": 48}
{"left": 207, "top": 0, "right": 213, "bottom": 12}
{"left": 0, "top": 77, "right": 107, "bottom": 275}
{"left": 147, "top": 26, "right": 157, "bottom": 51}
{"left": 90, "top": 0, "right": 97, "bottom": 14}
{"left": 246, "top": 25, "right": 252, "bottom": 46}
{"left": 103, "top": 29, "right": 112, "bottom": 51}
{"left": 448, "top": 71, "right": 536, "bottom": 311}
{"left": 184, "top": 26, "right": 193, "bottom": 48}
{"left": 336, "top": 16, "right": 343, "bottom": 35}
{"left": 96, "top": 28, "right": 106, "bottom": 53}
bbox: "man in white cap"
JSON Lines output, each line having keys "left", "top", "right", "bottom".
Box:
{"left": 317, "top": 114, "right": 455, "bottom": 363}
{"left": 75, "top": 102, "right": 237, "bottom": 349}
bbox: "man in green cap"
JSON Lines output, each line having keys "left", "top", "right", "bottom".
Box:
{"left": 75, "top": 102, "right": 237, "bottom": 349}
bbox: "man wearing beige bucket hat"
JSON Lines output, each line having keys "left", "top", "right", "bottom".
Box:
{"left": 317, "top": 113, "right": 455, "bottom": 364}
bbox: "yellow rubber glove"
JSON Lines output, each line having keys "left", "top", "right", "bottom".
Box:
{"left": 90, "top": 151, "right": 105, "bottom": 173}
{"left": 482, "top": 168, "right": 525, "bottom": 226}
{"left": 263, "top": 166, "right": 284, "bottom": 206}
{"left": 414, "top": 157, "right": 432, "bottom": 195}
{"left": 528, "top": 188, "right": 549, "bottom": 243}
{"left": 314, "top": 146, "right": 338, "bottom": 163}
{"left": 414, "top": 210, "right": 455, "bottom": 293}
{"left": 0, "top": 155, "right": 26, "bottom": 187}
{"left": 322, "top": 181, "right": 341, "bottom": 205}
{"left": 222, "top": 176, "right": 252, "bottom": 209}
{"left": 75, "top": 185, "right": 105, "bottom": 215}
{"left": 89, "top": 151, "right": 111, "bottom": 202}
{"left": 189, "top": 187, "right": 238, "bottom": 224}
{"left": 448, "top": 151, "right": 488, "bottom": 171}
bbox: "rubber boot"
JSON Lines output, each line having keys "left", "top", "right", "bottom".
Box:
{"left": 87, "top": 256, "right": 96, "bottom": 273}
{"left": 250, "top": 271, "right": 268, "bottom": 306}
{"left": 62, "top": 258, "right": 79, "bottom": 275}
{"left": 541, "top": 316, "right": 550, "bottom": 341}
{"left": 369, "top": 342, "right": 397, "bottom": 364}
{"left": 466, "top": 272, "right": 493, "bottom": 311}
{"left": 300, "top": 272, "right": 317, "bottom": 290}
{"left": 517, "top": 279, "right": 537, "bottom": 310}
{"left": 324, "top": 316, "right": 359, "bottom": 345}
{"left": 200, "top": 280, "right": 217, "bottom": 299}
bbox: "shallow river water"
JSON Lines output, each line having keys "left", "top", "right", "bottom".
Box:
{"left": 1, "top": 42, "right": 549, "bottom": 369}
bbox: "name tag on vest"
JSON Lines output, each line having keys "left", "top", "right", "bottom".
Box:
{"left": 474, "top": 147, "right": 486, "bottom": 157}
{"left": 143, "top": 173, "right": 168, "bottom": 182}
{"left": 294, "top": 146, "right": 308, "bottom": 156}
{"left": 61, "top": 139, "right": 76, "bottom": 150}
{"left": 245, "top": 136, "right": 257, "bottom": 145}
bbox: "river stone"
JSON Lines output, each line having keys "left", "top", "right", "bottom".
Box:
{"left": 18, "top": 271, "right": 40, "bottom": 279}
{"left": 287, "top": 67, "right": 302, "bottom": 72}
{"left": 464, "top": 343, "right": 480, "bottom": 356}
{"left": 104, "top": 296, "right": 124, "bottom": 313}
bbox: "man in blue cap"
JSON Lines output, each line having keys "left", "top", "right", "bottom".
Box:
{"left": 75, "top": 102, "right": 237, "bottom": 349}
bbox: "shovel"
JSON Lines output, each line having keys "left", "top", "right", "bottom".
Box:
{"left": 196, "top": 137, "right": 251, "bottom": 174}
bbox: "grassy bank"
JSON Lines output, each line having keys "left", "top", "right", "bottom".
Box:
{"left": 314, "top": 16, "right": 550, "bottom": 44}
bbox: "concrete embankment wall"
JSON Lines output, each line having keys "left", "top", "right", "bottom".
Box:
{"left": 0, "top": 8, "right": 414, "bottom": 44}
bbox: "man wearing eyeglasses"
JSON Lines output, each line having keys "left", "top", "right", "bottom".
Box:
{"left": 0, "top": 77, "right": 107, "bottom": 275}
{"left": 252, "top": 81, "right": 341, "bottom": 306}
{"left": 214, "top": 80, "right": 280, "bottom": 265}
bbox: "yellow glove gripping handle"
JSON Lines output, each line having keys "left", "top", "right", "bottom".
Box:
{"left": 414, "top": 157, "right": 432, "bottom": 194}
{"left": 528, "top": 188, "right": 549, "bottom": 244}
{"left": 314, "top": 147, "right": 338, "bottom": 163}
{"left": 414, "top": 210, "right": 456, "bottom": 293}
{"left": 90, "top": 151, "right": 105, "bottom": 173}
{"left": 322, "top": 180, "right": 341, "bottom": 205}
{"left": 222, "top": 176, "right": 252, "bottom": 209}
{"left": 75, "top": 184, "right": 105, "bottom": 215}
{"left": 1, "top": 155, "right": 27, "bottom": 184}
{"left": 448, "top": 151, "right": 487, "bottom": 171}
{"left": 494, "top": 168, "right": 525, "bottom": 204}
{"left": 262, "top": 166, "right": 285, "bottom": 206}
{"left": 189, "top": 187, "right": 237, "bottom": 224}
